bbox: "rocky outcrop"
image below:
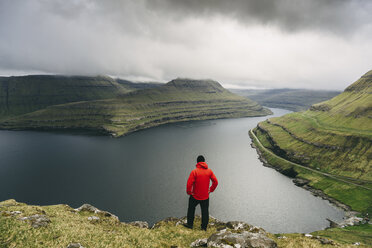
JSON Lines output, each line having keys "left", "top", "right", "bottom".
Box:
{"left": 188, "top": 220, "right": 277, "bottom": 248}
{"left": 207, "top": 229, "right": 277, "bottom": 248}
{"left": 190, "top": 238, "right": 208, "bottom": 247}
{"left": 75, "top": 203, "right": 119, "bottom": 222}
{"left": 310, "top": 104, "right": 331, "bottom": 112}
{"left": 19, "top": 214, "right": 51, "bottom": 228}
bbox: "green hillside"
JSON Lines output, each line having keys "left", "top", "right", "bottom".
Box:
{"left": 252, "top": 70, "right": 372, "bottom": 214}
{"left": 231, "top": 88, "right": 341, "bottom": 111}
{"left": 0, "top": 78, "right": 271, "bottom": 137}
{"left": 1, "top": 199, "right": 371, "bottom": 248}
{"left": 0, "top": 75, "right": 136, "bottom": 118}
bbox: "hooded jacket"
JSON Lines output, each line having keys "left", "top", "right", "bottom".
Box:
{"left": 186, "top": 162, "right": 218, "bottom": 200}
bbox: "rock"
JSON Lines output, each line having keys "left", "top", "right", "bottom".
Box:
{"left": 75, "top": 204, "right": 100, "bottom": 213}
{"left": 207, "top": 229, "right": 277, "bottom": 248}
{"left": 19, "top": 214, "right": 51, "bottom": 228}
{"left": 87, "top": 216, "right": 100, "bottom": 223}
{"left": 67, "top": 243, "right": 85, "bottom": 248}
{"left": 326, "top": 218, "right": 340, "bottom": 228}
{"left": 353, "top": 242, "right": 360, "bottom": 246}
{"left": 209, "top": 216, "right": 227, "bottom": 230}
{"left": 190, "top": 238, "right": 208, "bottom": 247}
{"left": 75, "top": 203, "right": 119, "bottom": 221}
{"left": 340, "top": 216, "right": 363, "bottom": 226}
{"left": 128, "top": 221, "right": 149, "bottom": 229}
{"left": 292, "top": 178, "right": 309, "bottom": 187}
{"left": 304, "top": 234, "right": 313, "bottom": 238}
{"left": 226, "top": 221, "right": 266, "bottom": 234}
{"left": 175, "top": 217, "right": 188, "bottom": 226}
{"left": 317, "top": 238, "right": 334, "bottom": 245}
{"left": 226, "top": 221, "right": 251, "bottom": 230}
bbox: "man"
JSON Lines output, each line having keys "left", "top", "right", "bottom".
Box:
{"left": 184, "top": 155, "right": 218, "bottom": 231}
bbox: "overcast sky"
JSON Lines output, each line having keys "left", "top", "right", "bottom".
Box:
{"left": 0, "top": 0, "right": 371, "bottom": 90}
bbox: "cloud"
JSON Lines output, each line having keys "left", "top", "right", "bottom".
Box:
{"left": 147, "top": 0, "right": 372, "bottom": 35}
{"left": 0, "top": 0, "right": 371, "bottom": 90}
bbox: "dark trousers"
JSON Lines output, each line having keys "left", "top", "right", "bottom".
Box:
{"left": 187, "top": 195, "right": 209, "bottom": 230}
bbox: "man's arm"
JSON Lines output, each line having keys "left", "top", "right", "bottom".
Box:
{"left": 209, "top": 171, "right": 218, "bottom": 193}
{"left": 186, "top": 170, "right": 196, "bottom": 195}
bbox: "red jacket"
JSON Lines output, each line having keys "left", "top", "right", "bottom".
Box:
{"left": 186, "top": 162, "right": 218, "bottom": 200}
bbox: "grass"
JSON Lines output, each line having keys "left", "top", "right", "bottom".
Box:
{"left": 1, "top": 199, "right": 371, "bottom": 248}
{"left": 0, "top": 199, "right": 216, "bottom": 248}
{"left": 252, "top": 127, "right": 372, "bottom": 215}
{"left": 312, "top": 224, "right": 372, "bottom": 246}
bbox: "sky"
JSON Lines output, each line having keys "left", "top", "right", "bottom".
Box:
{"left": 0, "top": 0, "right": 371, "bottom": 90}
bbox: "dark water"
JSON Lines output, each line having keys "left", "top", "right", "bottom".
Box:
{"left": 0, "top": 108, "right": 344, "bottom": 233}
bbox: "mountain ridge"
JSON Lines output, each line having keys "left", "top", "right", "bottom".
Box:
{"left": 0, "top": 77, "right": 271, "bottom": 137}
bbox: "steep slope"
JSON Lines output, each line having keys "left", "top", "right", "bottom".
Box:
{"left": 0, "top": 75, "right": 136, "bottom": 118}
{"left": 231, "top": 88, "right": 341, "bottom": 111}
{"left": 0, "top": 78, "right": 272, "bottom": 137}
{"left": 252, "top": 70, "right": 372, "bottom": 215}
{"left": 254, "top": 70, "right": 371, "bottom": 180}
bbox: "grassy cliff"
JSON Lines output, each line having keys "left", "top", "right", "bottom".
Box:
{"left": 0, "top": 75, "right": 139, "bottom": 118}
{"left": 0, "top": 78, "right": 272, "bottom": 137}
{"left": 1, "top": 199, "right": 371, "bottom": 247}
{"left": 252, "top": 70, "right": 372, "bottom": 215}
{"left": 231, "top": 88, "right": 340, "bottom": 112}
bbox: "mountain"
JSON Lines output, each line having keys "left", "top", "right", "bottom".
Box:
{"left": 0, "top": 75, "right": 133, "bottom": 118}
{"left": 252, "top": 70, "right": 372, "bottom": 214}
{"left": 231, "top": 88, "right": 341, "bottom": 111}
{"left": 0, "top": 78, "right": 272, "bottom": 137}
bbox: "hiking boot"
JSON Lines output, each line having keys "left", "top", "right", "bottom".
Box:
{"left": 182, "top": 223, "right": 193, "bottom": 229}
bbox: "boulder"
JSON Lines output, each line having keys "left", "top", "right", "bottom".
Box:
{"left": 175, "top": 217, "right": 188, "bottom": 226}
{"left": 207, "top": 229, "right": 277, "bottom": 248}
{"left": 190, "top": 238, "right": 208, "bottom": 247}
{"left": 340, "top": 216, "right": 364, "bottom": 226}
{"left": 317, "top": 237, "right": 334, "bottom": 245}
{"left": 292, "top": 178, "right": 309, "bottom": 187}
{"left": 226, "top": 221, "right": 251, "bottom": 230}
{"left": 75, "top": 204, "right": 99, "bottom": 213}
{"left": 75, "top": 203, "right": 119, "bottom": 222}
{"left": 128, "top": 221, "right": 149, "bottom": 229}
{"left": 226, "top": 221, "right": 266, "bottom": 234}
{"left": 19, "top": 214, "right": 51, "bottom": 228}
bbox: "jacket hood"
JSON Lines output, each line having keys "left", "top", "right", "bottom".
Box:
{"left": 196, "top": 162, "right": 208, "bottom": 169}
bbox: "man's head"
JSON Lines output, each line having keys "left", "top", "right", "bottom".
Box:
{"left": 197, "top": 155, "right": 205, "bottom": 163}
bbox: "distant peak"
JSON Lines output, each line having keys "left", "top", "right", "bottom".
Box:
{"left": 165, "top": 78, "right": 225, "bottom": 92}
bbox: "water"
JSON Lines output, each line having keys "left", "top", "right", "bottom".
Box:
{"left": 0, "top": 108, "right": 344, "bottom": 233}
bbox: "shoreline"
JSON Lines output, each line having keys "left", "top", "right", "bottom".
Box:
{"left": 249, "top": 137, "right": 360, "bottom": 226}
